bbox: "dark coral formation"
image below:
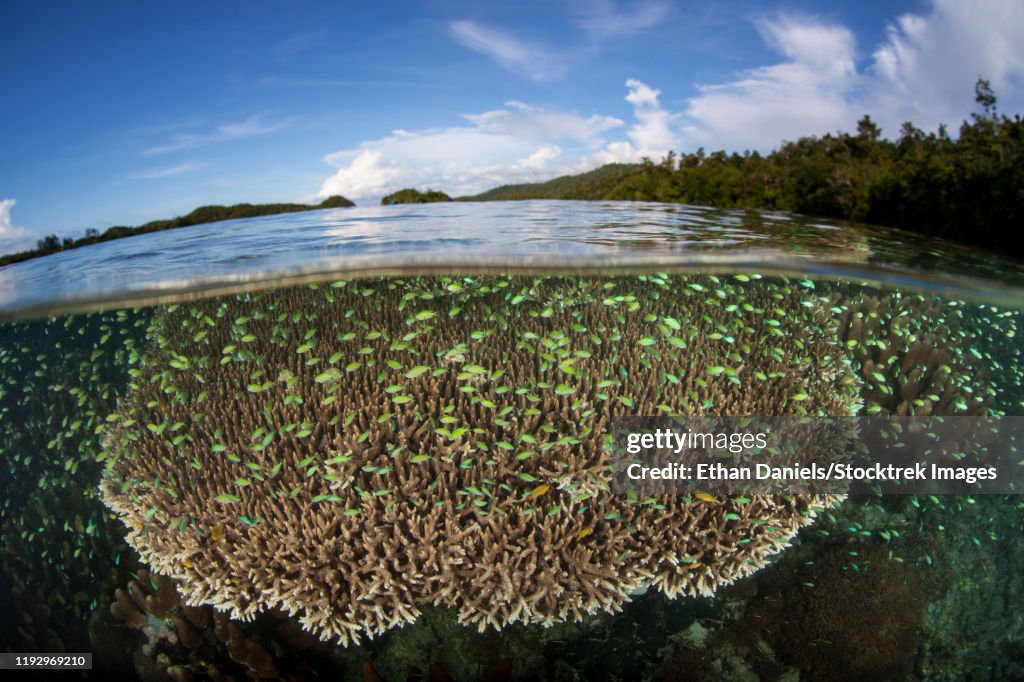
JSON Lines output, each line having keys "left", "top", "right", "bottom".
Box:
{"left": 7, "top": 586, "right": 65, "bottom": 653}
{"left": 740, "top": 542, "right": 929, "bottom": 680}
{"left": 657, "top": 541, "right": 931, "bottom": 682}
{"left": 100, "top": 275, "right": 859, "bottom": 645}
{"left": 110, "top": 568, "right": 327, "bottom": 680}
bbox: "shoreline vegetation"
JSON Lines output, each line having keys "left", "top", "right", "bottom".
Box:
{"left": 3, "top": 80, "right": 1020, "bottom": 267}
{"left": 462, "top": 80, "right": 1023, "bottom": 259}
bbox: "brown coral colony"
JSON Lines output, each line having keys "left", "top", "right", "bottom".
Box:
{"left": 101, "top": 274, "right": 886, "bottom": 645}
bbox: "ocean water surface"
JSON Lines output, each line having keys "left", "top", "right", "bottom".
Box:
{"left": 1, "top": 201, "right": 1023, "bottom": 681}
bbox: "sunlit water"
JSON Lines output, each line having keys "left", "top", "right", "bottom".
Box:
{"left": 1, "top": 201, "right": 1023, "bottom": 681}
{"left": 2, "top": 200, "right": 1023, "bottom": 319}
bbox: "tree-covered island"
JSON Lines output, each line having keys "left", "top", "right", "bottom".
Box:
{"left": 381, "top": 188, "right": 452, "bottom": 204}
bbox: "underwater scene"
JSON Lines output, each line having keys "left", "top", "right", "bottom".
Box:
{"left": 1, "top": 202, "right": 1024, "bottom": 681}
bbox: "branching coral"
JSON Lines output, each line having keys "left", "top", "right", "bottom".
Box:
{"left": 833, "top": 289, "right": 994, "bottom": 416}
{"left": 100, "top": 274, "right": 858, "bottom": 645}
{"left": 111, "top": 568, "right": 288, "bottom": 679}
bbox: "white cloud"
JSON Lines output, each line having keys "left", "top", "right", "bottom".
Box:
{"left": 319, "top": 150, "right": 403, "bottom": 199}
{"left": 582, "top": 78, "right": 678, "bottom": 165}
{"left": 128, "top": 163, "right": 199, "bottom": 180}
{"left": 451, "top": 5, "right": 667, "bottom": 81}
{"left": 759, "top": 14, "right": 857, "bottom": 76}
{"left": 0, "top": 199, "right": 35, "bottom": 254}
{"left": 464, "top": 101, "right": 622, "bottom": 147}
{"left": 577, "top": 0, "right": 669, "bottom": 39}
{"left": 317, "top": 79, "right": 680, "bottom": 201}
{"left": 319, "top": 129, "right": 562, "bottom": 200}
{"left": 681, "top": 15, "right": 859, "bottom": 151}
{"left": 318, "top": 94, "right": 650, "bottom": 200}
{"left": 515, "top": 145, "right": 562, "bottom": 170}
{"left": 449, "top": 21, "right": 569, "bottom": 81}
{"left": 681, "top": 1, "right": 1024, "bottom": 151}
{"left": 142, "top": 114, "right": 290, "bottom": 155}
{"left": 869, "top": 0, "right": 1024, "bottom": 133}
{"left": 623, "top": 79, "right": 677, "bottom": 152}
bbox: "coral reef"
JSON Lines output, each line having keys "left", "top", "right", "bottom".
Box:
{"left": 110, "top": 568, "right": 324, "bottom": 680}
{"left": 655, "top": 536, "right": 933, "bottom": 682}
{"left": 833, "top": 289, "right": 995, "bottom": 416}
{"left": 1, "top": 272, "right": 1021, "bottom": 678}
{"left": 100, "top": 274, "right": 858, "bottom": 646}
{"left": 910, "top": 494, "right": 1024, "bottom": 680}
{"left": 737, "top": 542, "right": 929, "bottom": 680}
{"left": 7, "top": 585, "right": 64, "bottom": 652}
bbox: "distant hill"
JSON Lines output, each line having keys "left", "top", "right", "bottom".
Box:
{"left": 465, "top": 163, "right": 641, "bottom": 201}
{"left": 0, "top": 195, "right": 354, "bottom": 268}
{"left": 381, "top": 188, "right": 452, "bottom": 204}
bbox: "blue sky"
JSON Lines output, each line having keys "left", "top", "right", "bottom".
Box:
{"left": 2, "top": 0, "right": 1023, "bottom": 254}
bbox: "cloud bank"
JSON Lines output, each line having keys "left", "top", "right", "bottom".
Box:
{"left": 317, "top": 80, "right": 673, "bottom": 201}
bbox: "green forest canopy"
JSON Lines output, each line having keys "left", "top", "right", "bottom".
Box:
{"left": 381, "top": 188, "right": 452, "bottom": 204}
